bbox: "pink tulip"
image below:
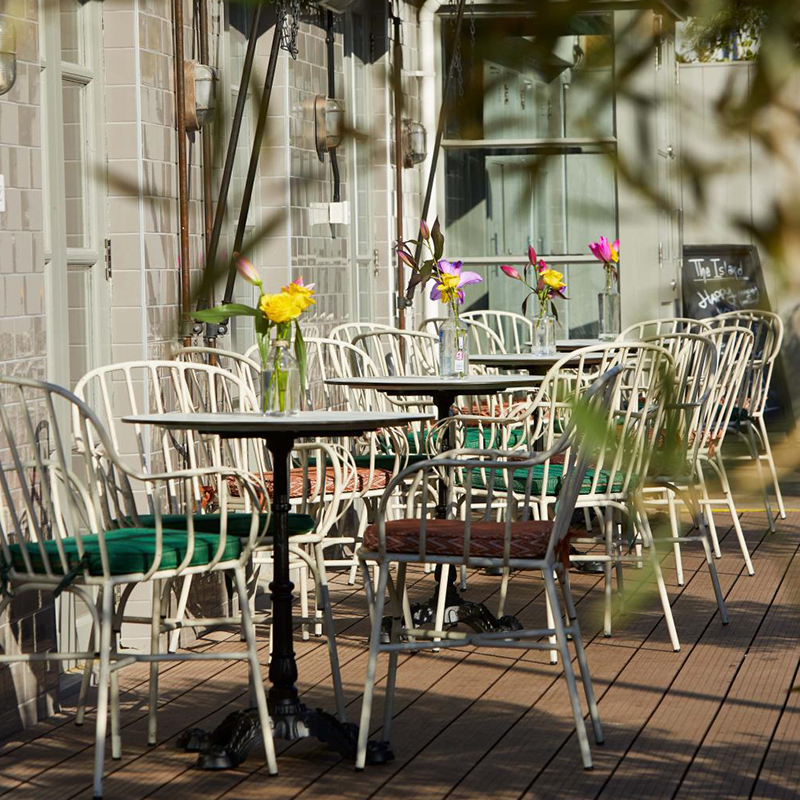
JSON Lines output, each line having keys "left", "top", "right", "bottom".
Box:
{"left": 420, "top": 219, "right": 430, "bottom": 241}
{"left": 611, "top": 239, "right": 620, "bottom": 262}
{"left": 500, "top": 264, "right": 521, "bottom": 280}
{"left": 235, "top": 254, "right": 262, "bottom": 287}
{"left": 589, "top": 236, "right": 614, "bottom": 264}
{"left": 528, "top": 244, "right": 537, "bottom": 265}
{"left": 291, "top": 277, "right": 315, "bottom": 291}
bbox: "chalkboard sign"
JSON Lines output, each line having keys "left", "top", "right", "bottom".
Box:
{"left": 682, "top": 244, "right": 793, "bottom": 428}
{"left": 682, "top": 244, "right": 770, "bottom": 318}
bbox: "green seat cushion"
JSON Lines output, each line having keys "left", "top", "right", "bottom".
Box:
{"left": 8, "top": 527, "right": 241, "bottom": 577}
{"left": 352, "top": 453, "right": 428, "bottom": 470}
{"left": 407, "top": 426, "right": 525, "bottom": 455}
{"left": 132, "top": 512, "right": 316, "bottom": 537}
{"left": 469, "top": 463, "right": 628, "bottom": 497}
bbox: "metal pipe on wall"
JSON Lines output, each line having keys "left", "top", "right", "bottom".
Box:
{"left": 198, "top": 0, "right": 213, "bottom": 252}
{"left": 391, "top": 4, "right": 405, "bottom": 329}
{"left": 407, "top": 0, "right": 467, "bottom": 304}
{"left": 174, "top": 0, "right": 191, "bottom": 343}
{"left": 326, "top": 10, "right": 342, "bottom": 204}
{"left": 221, "top": 9, "right": 286, "bottom": 306}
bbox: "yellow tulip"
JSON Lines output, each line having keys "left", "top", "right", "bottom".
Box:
{"left": 541, "top": 268, "right": 566, "bottom": 290}
{"left": 436, "top": 272, "right": 461, "bottom": 303}
{"left": 282, "top": 280, "right": 316, "bottom": 311}
{"left": 259, "top": 292, "right": 302, "bottom": 324}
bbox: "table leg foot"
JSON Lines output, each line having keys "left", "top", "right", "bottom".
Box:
{"left": 178, "top": 706, "right": 394, "bottom": 769}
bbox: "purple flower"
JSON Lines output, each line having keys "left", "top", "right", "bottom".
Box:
{"left": 429, "top": 260, "right": 482, "bottom": 305}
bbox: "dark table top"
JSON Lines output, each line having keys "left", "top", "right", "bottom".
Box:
{"left": 325, "top": 374, "right": 543, "bottom": 396}
{"left": 470, "top": 352, "right": 604, "bottom": 373}
{"left": 123, "top": 410, "right": 435, "bottom": 440}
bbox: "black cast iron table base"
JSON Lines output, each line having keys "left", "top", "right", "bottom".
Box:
{"left": 178, "top": 704, "right": 394, "bottom": 769}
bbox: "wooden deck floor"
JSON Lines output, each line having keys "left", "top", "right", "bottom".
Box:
{"left": 2, "top": 496, "right": 800, "bottom": 799}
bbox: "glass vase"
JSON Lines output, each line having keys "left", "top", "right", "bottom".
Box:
{"left": 261, "top": 339, "right": 301, "bottom": 416}
{"left": 531, "top": 310, "right": 556, "bottom": 355}
{"left": 598, "top": 286, "right": 621, "bottom": 341}
{"left": 439, "top": 310, "right": 470, "bottom": 378}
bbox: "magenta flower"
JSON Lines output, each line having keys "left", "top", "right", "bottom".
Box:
{"left": 397, "top": 248, "right": 416, "bottom": 269}
{"left": 589, "top": 236, "right": 619, "bottom": 265}
{"left": 420, "top": 219, "right": 431, "bottom": 241}
{"left": 500, "top": 264, "right": 521, "bottom": 280}
{"left": 429, "top": 260, "right": 482, "bottom": 305}
{"left": 528, "top": 245, "right": 537, "bottom": 265}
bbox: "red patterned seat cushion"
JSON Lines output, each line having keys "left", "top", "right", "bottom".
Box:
{"left": 363, "top": 518, "right": 579, "bottom": 563}
{"left": 223, "top": 466, "right": 393, "bottom": 499}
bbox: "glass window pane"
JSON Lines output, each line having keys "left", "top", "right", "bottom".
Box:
{"left": 67, "top": 265, "right": 91, "bottom": 388}
{"left": 62, "top": 79, "right": 89, "bottom": 249}
{"left": 60, "top": 0, "right": 85, "bottom": 66}
{"left": 459, "top": 260, "right": 606, "bottom": 338}
{"left": 445, "top": 146, "right": 617, "bottom": 258}
{"left": 444, "top": 13, "right": 615, "bottom": 141}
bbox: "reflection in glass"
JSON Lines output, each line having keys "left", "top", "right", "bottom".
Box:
{"left": 62, "top": 80, "right": 88, "bottom": 249}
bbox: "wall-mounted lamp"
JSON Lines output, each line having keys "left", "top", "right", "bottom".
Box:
{"left": 315, "top": 95, "right": 345, "bottom": 161}
{"left": 402, "top": 119, "right": 427, "bottom": 168}
{"left": 0, "top": 19, "right": 17, "bottom": 96}
{"left": 183, "top": 61, "right": 217, "bottom": 131}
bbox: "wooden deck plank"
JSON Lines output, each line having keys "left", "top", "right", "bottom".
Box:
{"left": 519, "top": 513, "right": 781, "bottom": 800}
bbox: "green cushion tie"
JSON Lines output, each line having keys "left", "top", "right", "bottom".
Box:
{"left": 53, "top": 552, "right": 92, "bottom": 598}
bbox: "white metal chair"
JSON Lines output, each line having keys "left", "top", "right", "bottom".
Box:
{"left": 0, "top": 376, "right": 275, "bottom": 799}
{"left": 461, "top": 309, "right": 534, "bottom": 353}
{"left": 329, "top": 321, "right": 398, "bottom": 345}
{"left": 707, "top": 310, "right": 786, "bottom": 526}
{"left": 618, "top": 316, "right": 712, "bottom": 340}
{"left": 355, "top": 367, "right": 625, "bottom": 770}
{"left": 351, "top": 329, "right": 439, "bottom": 377}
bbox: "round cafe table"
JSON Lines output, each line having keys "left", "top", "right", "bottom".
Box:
{"left": 325, "top": 374, "right": 542, "bottom": 518}
{"left": 557, "top": 338, "right": 604, "bottom": 351}
{"left": 123, "top": 410, "right": 433, "bottom": 767}
{"left": 471, "top": 350, "right": 604, "bottom": 375}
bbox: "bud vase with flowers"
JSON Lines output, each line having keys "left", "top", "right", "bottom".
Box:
{"left": 193, "top": 256, "right": 314, "bottom": 415}
{"left": 500, "top": 246, "right": 567, "bottom": 355}
{"left": 589, "top": 236, "right": 620, "bottom": 340}
{"left": 397, "top": 219, "right": 483, "bottom": 378}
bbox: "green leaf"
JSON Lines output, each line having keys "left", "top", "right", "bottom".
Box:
{"left": 294, "top": 321, "right": 307, "bottom": 396}
{"left": 193, "top": 303, "right": 258, "bottom": 324}
{"left": 431, "top": 218, "right": 444, "bottom": 261}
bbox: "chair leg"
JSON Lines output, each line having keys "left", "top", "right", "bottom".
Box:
{"left": 460, "top": 565, "right": 467, "bottom": 592}
{"left": 689, "top": 487, "right": 729, "bottom": 624}
{"left": 349, "top": 501, "right": 369, "bottom": 585}
{"left": 382, "top": 563, "right": 406, "bottom": 743}
{"left": 313, "top": 542, "right": 346, "bottom": 723}
{"left": 497, "top": 566, "right": 511, "bottom": 619}
{"left": 543, "top": 569, "right": 593, "bottom": 770}
{"left": 544, "top": 581, "right": 558, "bottom": 665}
{"left": 716, "top": 454, "right": 754, "bottom": 575}
{"left": 557, "top": 568, "right": 603, "bottom": 745}
{"left": 743, "top": 422, "right": 775, "bottom": 533}
{"left": 433, "top": 563, "right": 450, "bottom": 646}
{"left": 299, "top": 563, "right": 310, "bottom": 641}
{"left": 76, "top": 611, "right": 98, "bottom": 727}
{"left": 233, "top": 566, "right": 278, "bottom": 774}
{"left": 92, "top": 586, "right": 114, "bottom": 800}
{"left": 635, "top": 495, "right": 679, "bottom": 651}
{"left": 110, "top": 624, "right": 122, "bottom": 759}
{"left": 697, "top": 462, "right": 721, "bottom": 558}
{"left": 758, "top": 416, "right": 786, "bottom": 519}
{"left": 603, "top": 513, "right": 613, "bottom": 637}
{"left": 147, "top": 579, "right": 162, "bottom": 746}
{"left": 667, "top": 489, "right": 684, "bottom": 586}
{"left": 168, "top": 575, "right": 193, "bottom": 654}
{"left": 356, "top": 562, "right": 389, "bottom": 770}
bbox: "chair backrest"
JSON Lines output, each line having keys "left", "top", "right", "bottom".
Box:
{"left": 706, "top": 310, "right": 783, "bottom": 420}
{"left": 174, "top": 346, "right": 261, "bottom": 402}
{"left": 643, "top": 332, "right": 718, "bottom": 472}
{"left": 372, "top": 366, "right": 626, "bottom": 568}
{"left": 352, "top": 329, "right": 438, "bottom": 376}
{"left": 619, "top": 317, "right": 712, "bottom": 341}
{"left": 694, "top": 325, "right": 755, "bottom": 455}
{"left": 461, "top": 310, "right": 533, "bottom": 353}
{"left": 301, "top": 337, "right": 390, "bottom": 412}
{"left": 0, "top": 377, "right": 258, "bottom": 588}
{"left": 329, "top": 321, "right": 397, "bottom": 344}
{"left": 73, "top": 361, "right": 260, "bottom": 516}
{"left": 418, "top": 316, "right": 506, "bottom": 356}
